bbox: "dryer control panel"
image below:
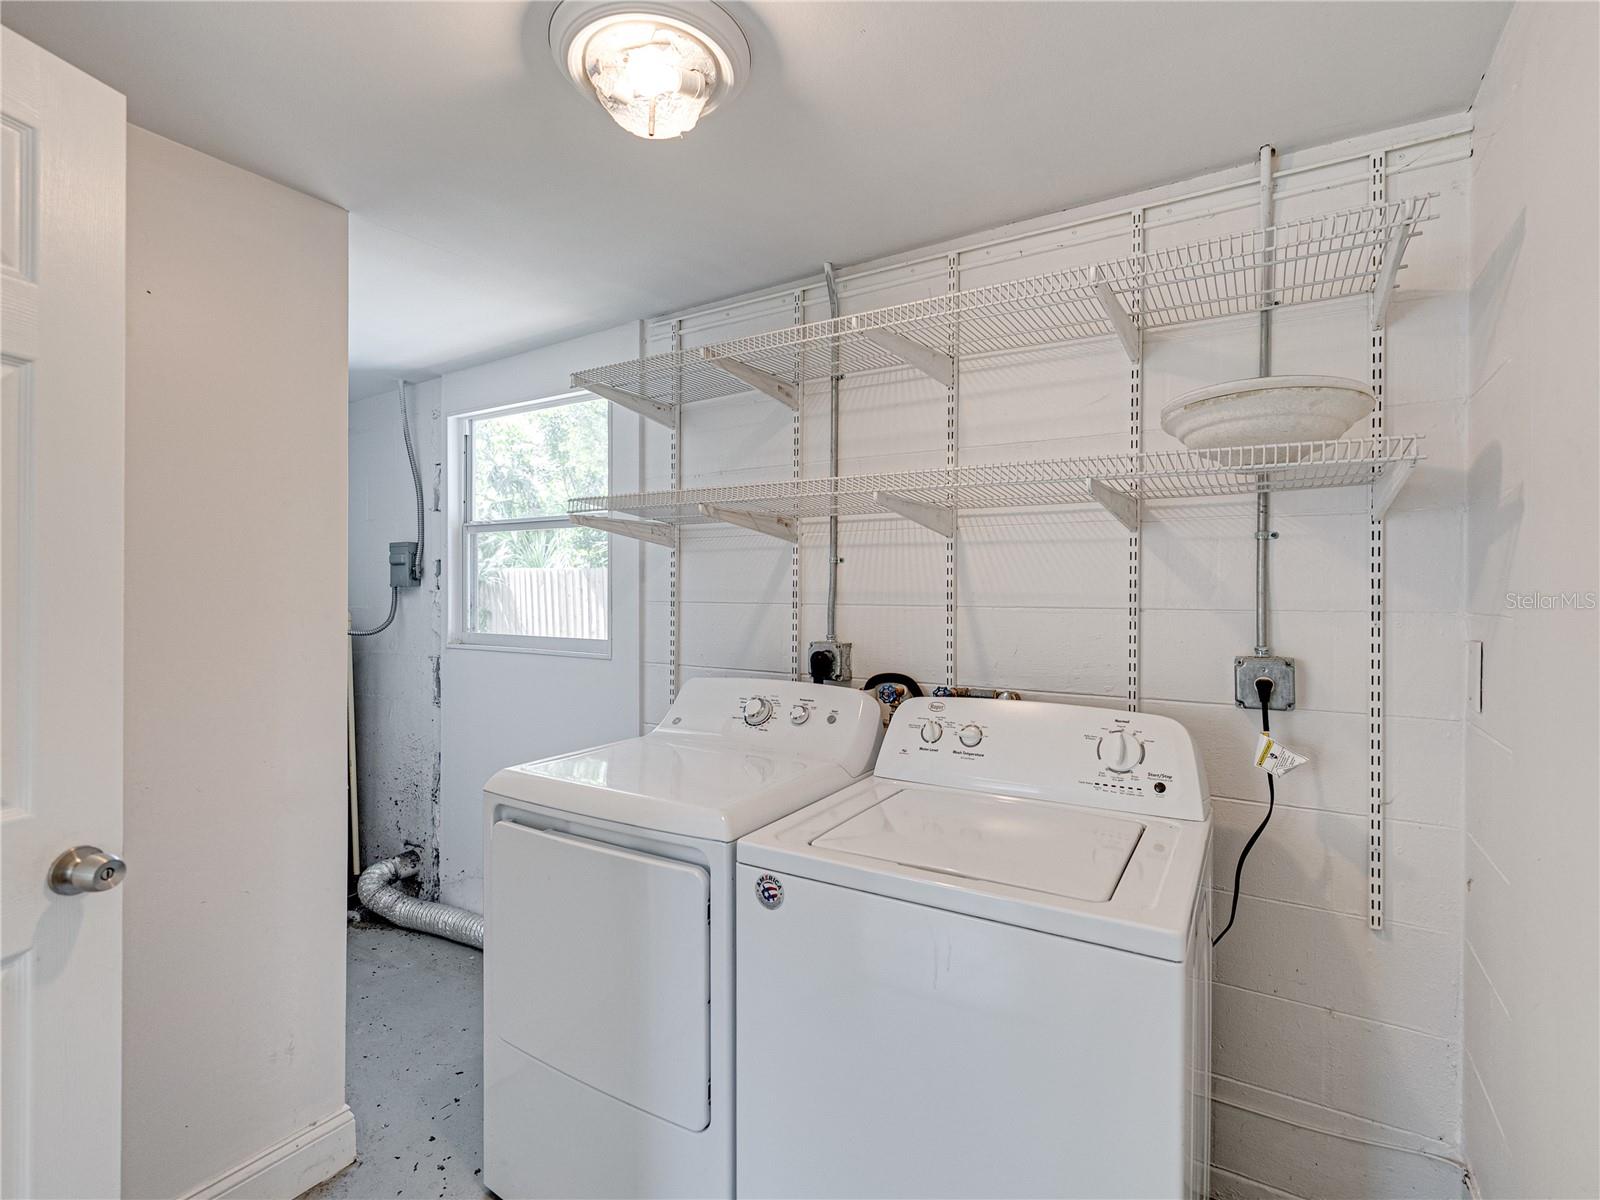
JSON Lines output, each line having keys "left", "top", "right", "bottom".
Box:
{"left": 877, "top": 697, "right": 1208, "bottom": 822}
{"left": 654, "top": 677, "right": 884, "bottom": 777}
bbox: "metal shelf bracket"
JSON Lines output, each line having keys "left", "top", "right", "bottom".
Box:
{"left": 1368, "top": 214, "right": 1417, "bottom": 332}
{"left": 873, "top": 491, "right": 956, "bottom": 538}
{"left": 1091, "top": 268, "right": 1142, "bottom": 363}
{"left": 699, "top": 351, "right": 799, "bottom": 410}
{"left": 570, "top": 512, "right": 676, "bottom": 547}
{"left": 584, "top": 380, "right": 677, "bottom": 428}
{"left": 856, "top": 323, "right": 956, "bottom": 388}
{"left": 696, "top": 503, "right": 799, "bottom": 543}
{"left": 1369, "top": 459, "right": 1414, "bottom": 520}
{"left": 1089, "top": 478, "right": 1140, "bottom": 532}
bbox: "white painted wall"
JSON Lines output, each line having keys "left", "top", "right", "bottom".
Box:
{"left": 1461, "top": 6, "right": 1600, "bottom": 1197}
{"left": 637, "top": 122, "right": 1472, "bottom": 1200}
{"left": 124, "top": 126, "right": 352, "bottom": 1199}
{"left": 435, "top": 324, "right": 644, "bottom": 911}
{"left": 349, "top": 377, "right": 446, "bottom": 895}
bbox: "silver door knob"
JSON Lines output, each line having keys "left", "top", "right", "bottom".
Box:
{"left": 48, "top": 846, "right": 126, "bottom": 895}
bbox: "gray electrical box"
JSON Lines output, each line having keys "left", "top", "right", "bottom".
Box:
{"left": 389, "top": 541, "right": 420, "bottom": 588}
{"left": 1235, "top": 655, "right": 1295, "bottom": 711}
{"left": 806, "top": 640, "right": 852, "bottom": 684}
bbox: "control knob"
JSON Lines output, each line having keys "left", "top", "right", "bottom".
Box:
{"left": 742, "top": 696, "right": 774, "bottom": 727}
{"left": 958, "top": 724, "right": 983, "bottom": 748}
{"left": 920, "top": 721, "right": 943, "bottom": 744}
{"left": 789, "top": 704, "right": 810, "bottom": 726}
{"left": 1096, "top": 729, "right": 1145, "bottom": 773}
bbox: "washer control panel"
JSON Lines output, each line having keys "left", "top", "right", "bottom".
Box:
{"left": 879, "top": 697, "right": 1208, "bottom": 822}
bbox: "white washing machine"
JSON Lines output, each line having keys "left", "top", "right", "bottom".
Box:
{"left": 481, "top": 677, "right": 883, "bottom": 1199}
{"left": 736, "top": 696, "right": 1213, "bottom": 1200}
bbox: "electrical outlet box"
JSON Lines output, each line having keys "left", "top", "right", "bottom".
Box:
{"left": 806, "top": 639, "right": 852, "bottom": 684}
{"left": 389, "top": 541, "right": 420, "bottom": 588}
{"left": 1235, "top": 655, "right": 1295, "bottom": 711}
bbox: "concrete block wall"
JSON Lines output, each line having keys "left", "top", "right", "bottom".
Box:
{"left": 638, "top": 123, "right": 1472, "bottom": 1198}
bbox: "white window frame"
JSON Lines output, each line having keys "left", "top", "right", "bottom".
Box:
{"left": 450, "top": 390, "right": 612, "bottom": 658}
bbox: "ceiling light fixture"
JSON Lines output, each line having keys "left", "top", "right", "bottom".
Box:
{"left": 550, "top": 1, "right": 750, "bottom": 140}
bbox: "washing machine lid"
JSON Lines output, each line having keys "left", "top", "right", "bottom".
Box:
{"left": 486, "top": 736, "right": 857, "bottom": 842}
{"left": 739, "top": 777, "right": 1212, "bottom": 961}
{"left": 811, "top": 788, "right": 1143, "bottom": 902}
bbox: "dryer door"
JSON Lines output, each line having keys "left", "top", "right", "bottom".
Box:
{"left": 489, "top": 821, "right": 711, "bottom": 1131}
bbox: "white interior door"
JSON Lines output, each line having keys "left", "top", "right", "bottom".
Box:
{"left": 1, "top": 28, "right": 126, "bottom": 1200}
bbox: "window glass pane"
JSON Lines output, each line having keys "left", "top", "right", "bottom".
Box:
{"left": 469, "top": 526, "right": 609, "bottom": 641}
{"left": 470, "top": 398, "right": 607, "bottom": 522}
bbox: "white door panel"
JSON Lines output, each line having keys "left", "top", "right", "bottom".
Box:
{"left": 488, "top": 822, "right": 710, "bottom": 1131}
{"left": 0, "top": 28, "right": 126, "bottom": 1200}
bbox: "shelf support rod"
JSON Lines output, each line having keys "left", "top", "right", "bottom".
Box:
{"left": 1368, "top": 214, "right": 1416, "bottom": 332}
{"left": 569, "top": 513, "right": 676, "bottom": 548}
{"left": 873, "top": 491, "right": 956, "bottom": 538}
{"left": 856, "top": 324, "right": 956, "bottom": 388}
{"left": 583, "top": 381, "right": 676, "bottom": 428}
{"left": 696, "top": 503, "right": 799, "bottom": 543}
{"left": 1369, "top": 459, "right": 1414, "bottom": 521}
{"left": 1088, "top": 479, "right": 1140, "bottom": 533}
{"left": 699, "top": 351, "right": 799, "bottom": 410}
{"left": 1091, "top": 268, "right": 1141, "bottom": 363}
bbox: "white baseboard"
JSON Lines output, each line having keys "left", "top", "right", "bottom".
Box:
{"left": 182, "top": 1105, "right": 356, "bottom": 1200}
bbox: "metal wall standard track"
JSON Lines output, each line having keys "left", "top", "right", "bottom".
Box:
{"left": 669, "top": 320, "right": 683, "bottom": 704}
{"left": 1126, "top": 211, "right": 1145, "bottom": 713}
{"left": 1368, "top": 153, "right": 1388, "bottom": 930}
{"left": 945, "top": 254, "right": 959, "bottom": 689}
{"left": 790, "top": 290, "right": 803, "bottom": 682}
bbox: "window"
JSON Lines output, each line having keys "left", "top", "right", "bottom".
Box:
{"left": 457, "top": 393, "right": 610, "bottom": 653}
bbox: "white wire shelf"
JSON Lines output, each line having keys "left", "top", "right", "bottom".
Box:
{"left": 568, "top": 436, "right": 1424, "bottom": 543}
{"left": 571, "top": 197, "right": 1433, "bottom": 423}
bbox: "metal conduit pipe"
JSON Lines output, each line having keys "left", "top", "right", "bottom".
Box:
{"left": 357, "top": 851, "right": 483, "bottom": 950}
{"left": 1254, "top": 144, "right": 1276, "bottom": 658}
{"left": 823, "top": 261, "right": 843, "bottom": 641}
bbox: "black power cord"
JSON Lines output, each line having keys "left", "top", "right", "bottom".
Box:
{"left": 1213, "top": 675, "right": 1277, "bottom": 947}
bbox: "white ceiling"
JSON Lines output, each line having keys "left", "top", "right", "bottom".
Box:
{"left": 3, "top": 1, "right": 1508, "bottom": 400}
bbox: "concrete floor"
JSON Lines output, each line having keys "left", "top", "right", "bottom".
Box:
{"left": 304, "top": 925, "right": 490, "bottom": 1200}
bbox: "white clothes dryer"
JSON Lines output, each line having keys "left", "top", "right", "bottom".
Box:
{"left": 482, "top": 677, "right": 882, "bottom": 1199}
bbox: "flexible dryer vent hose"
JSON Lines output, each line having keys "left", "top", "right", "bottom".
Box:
{"left": 357, "top": 852, "right": 483, "bottom": 950}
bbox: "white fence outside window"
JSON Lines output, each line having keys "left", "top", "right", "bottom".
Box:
{"left": 473, "top": 566, "right": 607, "bottom": 641}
